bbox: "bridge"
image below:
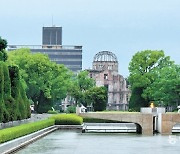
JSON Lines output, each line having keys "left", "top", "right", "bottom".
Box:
{"left": 160, "top": 113, "right": 180, "bottom": 135}
{"left": 79, "top": 112, "right": 180, "bottom": 135}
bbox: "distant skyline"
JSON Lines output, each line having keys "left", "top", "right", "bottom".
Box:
{"left": 1, "top": 0, "right": 180, "bottom": 77}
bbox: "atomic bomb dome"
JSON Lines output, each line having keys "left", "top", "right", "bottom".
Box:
{"left": 93, "top": 51, "right": 118, "bottom": 72}
{"left": 93, "top": 51, "right": 118, "bottom": 62}
{"left": 88, "top": 50, "right": 130, "bottom": 111}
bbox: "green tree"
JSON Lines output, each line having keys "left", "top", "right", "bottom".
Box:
{"left": 0, "top": 37, "right": 30, "bottom": 123}
{"left": 129, "top": 87, "right": 147, "bottom": 112}
{"left": 0, "top": 36, "right": 8, "bottom": 62}
{"left": 7, "top": 48, "right": 72, "bottom": 113}
{"left": 68, "top": 71, "right": 95, "bottom": 106}
{"left": 144, "top": 64, "right": 180, "bottom": 106}
{"left": 85, "top": 86, "right": 107, "bottom": 111}
{"left": 0, "top": 62, "right": 8, "bottom": 122}
{"left": 128, "top": 50, "right": 174, "bottom": 110}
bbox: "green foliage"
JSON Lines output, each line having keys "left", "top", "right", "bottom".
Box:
{"left": 128, "top": 50, "right": 172, "bottom": 89}
{"left": 68, "top": 71, "right": 95, "bottom": 105}
{"left": 0, "top": 37, "right": 30, "bottom": 123}
{"left": 85, "top": 86, "right": 107, "bottom": 111}
{"left": 0, "top": 50, "right": 8, "bottom": 62}
{"left": 143, "top": 64, "right": 180, "bottom": 106}
{"left": 66, "top": 106, "right": 76, "bottom": 113}
{"left": 77, "top": 71, "right": 95, "bottom": 91}
{"left": 129, "top": 87, "right": 148, "bottom": 112}
{"left": 82, "top": 117, "right": 121, "bottom": 123}
{"left": 0, "top": 119, "right": 55, "bottom": 143}
{"left": 7, "top": 48, "right": 72, "bottom": 113}
{"left": 0, "top": 36, "right": 8, "bottom": 62}
{"left": 36, "top": 91, "right": 53, "bottom": 113}
{"left": 48, "top": 110, "right": 58, "bottom": 114}
{"left": 3, "top": 63, "right": 11, "bottom": 99}
{"left": 68, "top": 71, "right": 107, "bottom": 111}
{"left": 0, "top": 62, "right": 30, "bottom": 123}
{"left": 0, "top": 62, "right": 7, "bottom": 122}
{"left": 50, "top": 114, "right": 83, "bottom": 125}
{"left": 128, "top": 50, "right": 174, "bottom": 110}
{"left": 9, "top": 66, "right": 21, "bottom": 120}
{"left": 0, "top": 36, "right": 7, "bottom": 51}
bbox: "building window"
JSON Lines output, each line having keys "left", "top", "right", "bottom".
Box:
{"left": 93, "top": 65, "right": 96, "bottom": 69}
{"left": 108, "top": 65, "right": 112, "bottom": 70}
{"left": 104, "top": 74, "right": 108, "bottom": 80}
{"left": 126, "top": 94, "right": 129, "bottom": 102}
{"left": 120, "top": 94, "right": 123, "bottom": 101}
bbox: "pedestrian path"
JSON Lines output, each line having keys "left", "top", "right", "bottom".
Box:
{"left": 0, "top": 114, "right": 52, "bottom": 130}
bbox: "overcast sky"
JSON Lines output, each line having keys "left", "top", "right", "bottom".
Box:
{"left": 0, "top": 0, "right": 180, "bottom": 77}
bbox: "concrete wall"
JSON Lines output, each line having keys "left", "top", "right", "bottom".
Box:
{"left": 80, "top": 113, "right": 153, "bottom": 135}
{"left": 0, "top": 119, "right": 30, "bottom": 130}
{"left": 161, "top": 113, "right": 180, "bottom": 135}
{"left": 157, "top": 113, "right": 162, "bottom": 133}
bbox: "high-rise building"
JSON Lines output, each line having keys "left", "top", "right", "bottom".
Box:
{"left": 8, "top": 26, "right": 82, "bottom": 72}
{"left": 42, "top": 27, "right": 62, "bottom": 46}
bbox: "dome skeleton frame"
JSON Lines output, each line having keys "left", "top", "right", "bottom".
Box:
{"left": 93, "top": 51, "right": 118, "bottom": 62}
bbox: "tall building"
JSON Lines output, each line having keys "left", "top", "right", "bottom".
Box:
{"left": 87, "top": 51, "right": 130, "bottom": 110}
{"left": 8, "top": 26, "right": 82, "bottom": 72}
{"left": 42, "top": 27, "right": 62, "bottom": 46}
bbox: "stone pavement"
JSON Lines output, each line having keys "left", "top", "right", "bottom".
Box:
{"left": 0, "top": 114, "right": 52, "bottom": 130}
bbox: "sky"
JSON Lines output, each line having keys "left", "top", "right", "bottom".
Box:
{"left": 0, "top": 0, "right": 180, "bottom": 77}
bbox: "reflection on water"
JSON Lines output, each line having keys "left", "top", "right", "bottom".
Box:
{"left": 17, "top": 130, "right": 180, "bottom": 154}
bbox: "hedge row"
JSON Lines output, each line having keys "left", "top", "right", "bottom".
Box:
{"left": 82, "top": 117, "right": 121, "bottom": 123}
{"left": 50, "top": 114, "right": 83, "bottom": 125}
{"left": 0, "top": 119, "right": 55, "bottom": 143}
{"left": 47, "top": 110, "right": 58, "bottom": 114}
{"left": 0, "top": 62, "right": 30, "bottom": 123}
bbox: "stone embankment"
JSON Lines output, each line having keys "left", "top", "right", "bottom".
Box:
{"left": 0, "top": 125, "right": 83, "bottom": 154}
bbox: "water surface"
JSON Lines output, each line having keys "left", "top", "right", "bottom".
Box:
{"left": 17, "top": 130, "right": 180, "bottom": 154}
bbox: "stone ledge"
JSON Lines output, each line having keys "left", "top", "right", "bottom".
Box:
{"left": 56, "top": 125, "right": 83, "bottom": 129}
{"left": 0, "top": 125, "right": 57, "bottom": 154}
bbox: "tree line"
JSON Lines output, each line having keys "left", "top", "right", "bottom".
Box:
{"left": 1, "top": 36, "right": 179, "bottom": 119}
{"left": 7, "top": 47, "right": 107, "bottom": 113}
{"left": 0, "top": 37, "right": 30, "bottom": 123}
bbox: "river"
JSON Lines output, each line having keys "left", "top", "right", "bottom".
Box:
{"left": 16, "top": 130, "right": 180, "bottom": 154}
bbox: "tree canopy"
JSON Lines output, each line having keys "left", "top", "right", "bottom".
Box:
{"left": 128, "top": 50, "right": 177, "bottom": 110}
{"left": 68, "top": 71, "right": 108, "bottom": 111}
{"left": 7, "top": 48, "right": 72, "bottom": 113}
{"left": 68, "top": 71, "right": 95, "bottom": 106}
{"left": 0, "top": 37, "right": 30, "bottom": 122}
{"left": 143, "top": 64, "right": 180, "bottom": 106}
{"left": 85, "top": 86, "right": 107, "bottom": 111}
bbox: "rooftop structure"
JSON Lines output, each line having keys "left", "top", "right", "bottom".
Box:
{"left": 93, "top": 51, "right": 118, "bottom": 62}
{"left": 42, "top": 27, "right": 62, "bottom": 46}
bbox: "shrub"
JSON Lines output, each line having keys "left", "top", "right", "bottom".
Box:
{"left": 0, "top": 119, "right": 55, "bottom": 143}
{"left": 82, "top": 117, "right": 121, "bottom": 123}
{"left": 66, "top": 106, "right": 76, "bottom": 113}
{"left": 50, "top": 114, "right": 83, "bottom": 125}
{"left": 48, "top": 110, "right": 58, "bottom": 114}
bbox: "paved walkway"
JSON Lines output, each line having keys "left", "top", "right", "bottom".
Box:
{"left": 29, "top": 113, "right": 52, "bottom": 122}
{"left": 0, "top": 114, "right": 52, "bottom": 130}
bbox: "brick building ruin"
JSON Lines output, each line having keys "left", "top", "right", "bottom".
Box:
{"left": 87, "top": 51, "right": 130, "bottom": 110}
